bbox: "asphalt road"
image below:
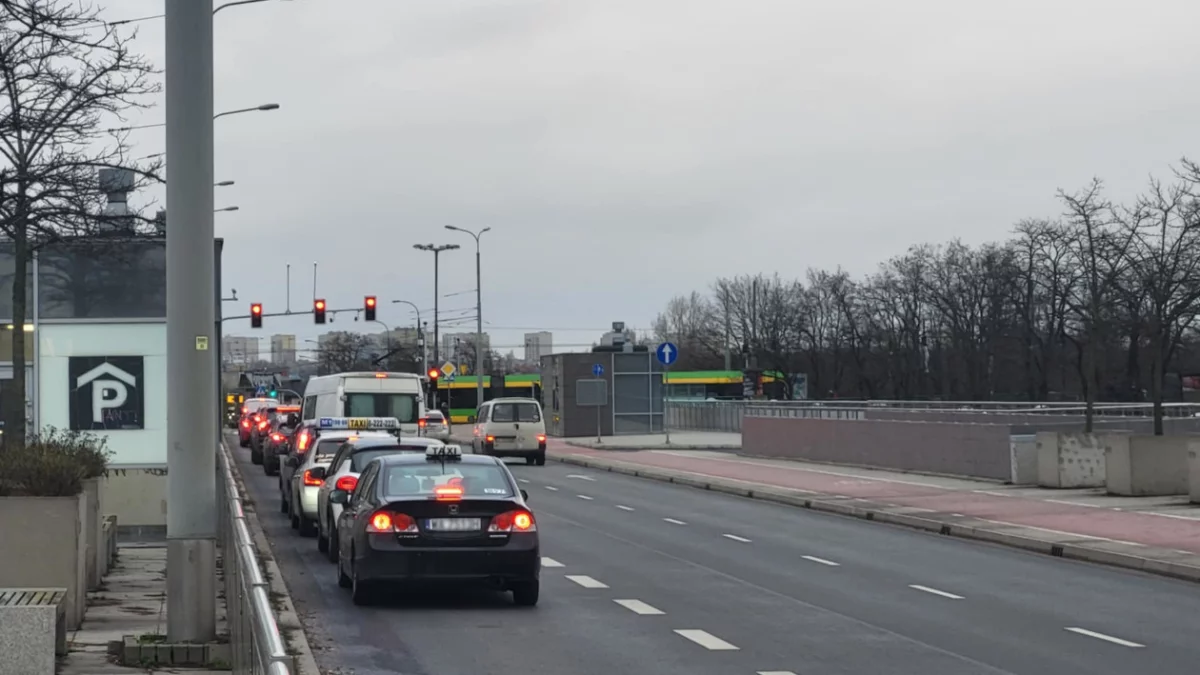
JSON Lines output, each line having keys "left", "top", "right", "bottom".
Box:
{"left": 228, "top": 435, "right": 1200, "bottom": 675}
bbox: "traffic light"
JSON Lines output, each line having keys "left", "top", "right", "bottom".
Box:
{"left": 250, "top": 303, "right": 262, "bottom": 328}
{"left": 364, "top": 295, "right": 377, "bottom": 322}
{"left": 427, "top": 368, "right": 439, "bottom": 381}
{"left": 269, "top": 388, "right": 277, "bottom": 398}
{"left": 314, "top": 299, "right": 326, "bottom": 324}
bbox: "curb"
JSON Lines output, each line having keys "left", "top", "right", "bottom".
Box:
{"left": 564, "top": 442, "right": 741, "bottom": 452}
{"left": 550, "top": 453, "right": 1200, "bottom": 584}
{"left": 223, "top": 440, "right": 322, "bottom": 675}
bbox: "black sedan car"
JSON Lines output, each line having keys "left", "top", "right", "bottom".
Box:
{"left": 331, "top": 446, "right": 540, "bottom": 607}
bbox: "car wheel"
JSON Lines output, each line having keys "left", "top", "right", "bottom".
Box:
{"left": 535, "top": 452, "right": 546, "bottom": 467}
{"left": 327, "top": 526, "right": 340, "bottom": 563}
{"left": 511, "top": 580, "right": 539, "bottom": 607}
{"left": 239, "top": 438, "right": 249, "bottom": 448}
{"left": 337, "top": 552, "right": 351, "bottom": 589}
{"left": 279, "top": 493, "right": 289, "bottom": 514}
{"left": 299, "top": 516, "right": 317, "bottom": 537}
{"left": 250, "top": 448, "right": 262, "bottom": 465}
{"left": 525, "top": 455, "right": 535, "bottom": 465}
{"left": 317, "top": 528, "right": 329, "bottom": 553}
{"left": 264, "top": 459, "right": 278, "bottom": 476}
{"left": 350, "top": 560, "right": 374, "bottom": 605}
{"left": 290, "top": 502, "right": 300, "bottom": 530}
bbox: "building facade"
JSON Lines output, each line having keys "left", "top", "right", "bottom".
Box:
{"left": 270, "top": 333, "right": 296, "bottom": 364}
{"left": 222, "top": 335, "right": 260, "bottom": 365}
{"left": 524, "top": 331, "right": 552, "bottom": 363}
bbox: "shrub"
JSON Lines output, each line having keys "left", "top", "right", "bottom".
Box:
{"left": 0, "top": 428, "right": 112, "bottom": 497}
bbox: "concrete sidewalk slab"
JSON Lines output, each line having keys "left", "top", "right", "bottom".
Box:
{"left": 549, "top": 447, "right": 1200, "bottom": 583}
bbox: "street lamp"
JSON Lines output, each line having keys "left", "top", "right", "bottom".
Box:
{"left": 215, "top": 181, "right": 235, "bottom": 187}
{"left": 445, "top": 225, "right": 491, "bottom": 408}
{"left": 107, "top": 103, "right": 280, "bottom": 132}
{"left": 392, "top": 300, "right": 426, "bottom": 374}
{"left": 109, "top": 0, "right": 292, "bottom": 25}
{"left": 214, "top": 206, "right": 239, "bottom": 213}
{"left": 413, "top": 243, "right": 459, "bottom": 408}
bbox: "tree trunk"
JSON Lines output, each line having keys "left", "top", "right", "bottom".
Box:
{"left": 6, "top": 230, "right": 29, "bottom": 448}
{"left": 1151, "top": 324, "right": 1165, "bottom": 436}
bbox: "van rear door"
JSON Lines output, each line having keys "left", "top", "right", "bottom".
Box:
{"left": 488, "top": 401, "right": 543, "bottom": 452}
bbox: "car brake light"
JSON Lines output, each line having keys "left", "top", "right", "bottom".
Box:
{"left": 489, "top": 510, "right": 536, "bottom": 533}
{"left": 418, "top": 419, "right": 427, "bottom": 428}
{"left": 241, "top": 420, "right": 249, "bottom": 428}
{"left": 258, "top": 420, "right": 269, "bottom": 430}
{"left": 486, "top": 435, "right": 495, "bottom": 443}
{"left": 297, "top": 431, "right": 310, "bottom": 451}
{"left": 271, "top": 433, "right": 284, "bottom": 442}
{"left": 302, "top": 470, "right": 323, "bottom": 487}
{"left": 537, "top": 434, "right": 546, "bottom": 442}
{"left": 335, "top": 475, "right": 358, "bottom": 492}
{"left": 367, "top": 511, "right": 417, "bottom": 533}
{"left": 434, "top": 485, "right": 463, "bottom": 500}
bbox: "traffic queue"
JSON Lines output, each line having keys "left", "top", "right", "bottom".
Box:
{"left": 230, "top": 371, "right": 548, "bottom": 607}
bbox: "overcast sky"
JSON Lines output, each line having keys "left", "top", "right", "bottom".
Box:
{"left": 102, "top": 0, "right": 1200, "bottom": 361}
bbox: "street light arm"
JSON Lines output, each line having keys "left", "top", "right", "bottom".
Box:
{"left": 213, "top": 0, "right": 286, "bottom": 15}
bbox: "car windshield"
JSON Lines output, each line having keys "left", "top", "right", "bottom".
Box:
{"left": 313, "top": 438, "right": 344, "bottom": 460}
{"left": 491, "top": 402, "right": 541, "bottom": 423}
{"left": 345, "top": 393, "right": 419, "bottom": 423}
{"left": 245, "top": 399, "right": 278, "bottom": 413}
{"left": 381, "top": 463, "right": 514, "bottom": 498}
{"left": 351, "top": 446, "right": 431, "bottom": 472}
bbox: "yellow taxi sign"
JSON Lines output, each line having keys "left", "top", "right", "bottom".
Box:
{"left": 348, "top": 418, "right": 370, "bottom": 430}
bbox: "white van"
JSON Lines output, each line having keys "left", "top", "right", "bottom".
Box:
{"left": 301, "top": 372, "right": 426, "bottom": 436}
{"left": 471, "top": 397, "right": 547, "bottom": 465}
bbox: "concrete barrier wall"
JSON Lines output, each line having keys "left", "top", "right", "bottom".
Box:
{"left": 1106, "top": 435, "right": 1194, "bottom": 496}
{"left": 1036, "top": 431, "right": 1112, "bottom": 488}
{"left": 1010, "top": 435, "right": 1038, "bottom": 484}
{"left": 0, "top": 495, "right": 86, "bottom": 629}
{"left": 742, "top": 416, "right": 1013, "bottom": 480}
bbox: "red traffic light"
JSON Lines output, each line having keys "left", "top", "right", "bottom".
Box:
{"left": 365, "top": 296, "right": 376, "bottom": 308}
{"left": 427, "top": 368, "right": 439, "bottom": 380}
{"left": 314, "top": 299, "right": 326, "bottom": 310}
{"left": 251, "top": 303, "right": 262, "bottom": 315}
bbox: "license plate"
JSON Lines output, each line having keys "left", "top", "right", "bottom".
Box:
{"left": 426, "top": 518, "right": 481, "bottom": 532}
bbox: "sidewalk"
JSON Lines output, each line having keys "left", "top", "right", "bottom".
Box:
{"left": 60, "top": 544, "right": 231, "bottom": 674}
{"left": 549, "top": 442, "right": 1200, "bottom": 582}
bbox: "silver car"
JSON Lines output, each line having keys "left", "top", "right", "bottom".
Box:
{"left": 420, "top": 410, "right": 451, "bottom": 441}
{"left": 285, "top": 430, "right": 394, "bottom": 536}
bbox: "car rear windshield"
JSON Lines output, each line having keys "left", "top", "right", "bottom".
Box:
{"left": 313, "top": 439, "right": 344, "bottom": 460}
{"left": 425, "top": 411, "right": 444, "bottom": 420}
{"left": 351, "top": 446, "right": 431, "bottom": 472}
{"left": 382, "top": 463, "right": 513, "bottom": 498}
{"left": 345, "top": 393, "right": 419, "bottom": 423}
{"left": 245, "top": 399, "right": 278, "bottom": 412}
{"left": 491, "top": 402, "right": 540, "bottom": 423}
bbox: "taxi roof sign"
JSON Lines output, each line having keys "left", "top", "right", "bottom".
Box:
{"left": 317, "top": 417, "right": 401, "bottom": 431}
{"left": 426, "top": 444, "right": 462, "bottom": 460}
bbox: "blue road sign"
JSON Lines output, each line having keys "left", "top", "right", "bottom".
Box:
{"left": 255, "top": 385, "right": 267, "bottom": 396}
{"left": 592, "top": 363, "right": 604, "bottom": 377}
{"left": 656, "top": 342, "right": 679, "bottom": 366}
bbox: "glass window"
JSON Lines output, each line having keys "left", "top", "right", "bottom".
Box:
{"left": 350, "top": 445, "right": 430, "bottom": 472}
{"left": 614, "top": 374, "right": 650, "bottom": 414}
{"left": 37, "top": 239, "right": 167, "bottom": 319}
{"left": 0, "top": 326, "right": 34, "bottom": 362}
{"left": 344, "top": 392, "right": 418, "bottom": 422}
{"left": 302, "top": 396, "right": 316, "bottom": 420}
{"left": 381, "top": 463, "right": 513, "bottom": 498}
{"left": 490, "top": 402, "right": 540, "bottom": 423}
{"left": 313, "top": 438, "right": 344, "bottom": 460}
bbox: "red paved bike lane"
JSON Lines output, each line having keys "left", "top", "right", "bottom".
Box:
{"left": 553, "top": 445, "right": 1200, "bottom": 554}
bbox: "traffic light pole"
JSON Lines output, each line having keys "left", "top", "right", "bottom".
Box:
{"left": 165, "top": 0, "right": 216, "bottom": 642}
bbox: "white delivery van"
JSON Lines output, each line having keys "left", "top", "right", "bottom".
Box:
{"left": 472, "top": 397, "right": 547, "bottom": 465}
{"left": 301, "top": 372, "right": 426, "bottom": 436}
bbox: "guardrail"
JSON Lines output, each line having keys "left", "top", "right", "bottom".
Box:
{"left": 217, "top": 442, "right": 294, "bottom": 675}
{"left": 666, "top": 400, "right": 1200, "bottom": 433}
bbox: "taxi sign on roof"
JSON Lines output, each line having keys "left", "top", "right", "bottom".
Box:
{"left": 318, "top": 417, "right": 400, "bottom": 430}
{"left": 426, "top": 444, "right": 462, "bottom": 460}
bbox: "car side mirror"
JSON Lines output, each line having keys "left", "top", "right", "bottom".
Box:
{"left": 520, "top": 489, "right": 529, "bottom": 501}
{"left": 330, "top": 490, "right": 349, "bottom": 505}
{"left": 308, "top": 466, "right": 326, "bottom": 480}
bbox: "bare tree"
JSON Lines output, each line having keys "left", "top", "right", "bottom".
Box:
{"left": 652, "top": 291, "right": 722, "bottom": 369}
{"left": 0, "top": 0, "right": 160, "bottom": 445}
{"left": 318, "top": 333, "right": 373, "bottom": 374}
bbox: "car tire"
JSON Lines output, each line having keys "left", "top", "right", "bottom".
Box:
{"left": 251, "top": 447, "right": 262, "bottom": 465}
{"left": 279, "top": 496, "right": 288, "bottom": 514}
{"left": 535, "top": 452, "right": 546, "bottom": 466}
{"left": 317, "top": 528, "right": 329, "bottom": 553}
{"left": 299, "top": 516, "right": 317, "bottom": 537}
{"left": 350, "top": 562, "right": 374, "bottom": 605}
{"left": 327, "top": 527, "right": 340, "bottom": 563}
{"left": 290, "top": 503, "right": 300, "bottom": 530}
{"left": 264, "top": 460, "right": 278, "bottom": 476}
{"left": 239, "top": 438, "right": 249, "bottom": 448}
{"left": 337, "top": 554, "right": 352, "bottom": 589}
{"left": 511, "top": 580, "right": 539, "bottom": 607}
{"left": 525, "top": 455, "right": 535, "bottom": 465}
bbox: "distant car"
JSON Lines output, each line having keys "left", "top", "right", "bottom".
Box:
{"left": 472, "top": 398, "right": 547, "bottom": 465}
{"left": 262, "top": 407, "right": 301, "bottom": 476}
{"left": 419, "top": 411, "right": 451, "bottom": 441}
{"left": 238, "top": 398, "right": 279, "bottom": 447}
{"left": 315, "top": 435, "right": 444, "bottom": 560}
{"left": 332, "top": 446, "right": 540, "bottom": 606}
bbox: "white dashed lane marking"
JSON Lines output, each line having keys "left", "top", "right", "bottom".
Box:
{"left": 616, "top": 505, "right": 635, "bottom": 511}
{"left": 541, "top": 557, "right": 564, "bottom": 568}
{"left": 723, "top": 534, "right": 752, "bottom": 543}
{"left": 909, "top": 585, "right": 964, "bottom": 600}
{"left": 614, "top": 599, "right": 665, "bottom": 615}
{"left": 674, "top": 629, "right": 739, "bottom": 651}
{"left": 565, "top": 575, "right": 609, "bottom": 589}
{"left": 567, "top": 474, "right": 596, "bottom": 481}
{"left": 758, "top": 672, "right": 798, "bottom": 675}
{"left": 1064, "top": 627, "right": 1144, "bottom": 648}
{"left": 663, "top": 518, "right": 687, "bottom": 525}
{"left": 545, "top": 486, "right": 559, "bottom": 491}
{"left": 517, "top": 478, "right": 530, "bottom": 484}
{"left": 801, "top": 555, "right": 839, "bottom": 566}
{"left": 577, "top": 495, "right": 594, "bottom": 501}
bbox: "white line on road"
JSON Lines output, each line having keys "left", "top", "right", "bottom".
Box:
{"left": 565, "top": 575, "right": 609, "bottom": 589}
{"left": 663, "top": 517, "right": 687, "bottom": 525}
{"left": 614, "top": 599, "right": 664, "bottom": 615}
{"left": 801, "top": 555, "right": 839, "bottom": 566}
{"left": 545, "top": 486, "right": 559, "bottom": 491}
{"left": 1064, "top": 627, "right": 1144, "bottom": 648}
{"left": 674, "top": 629, "right": 739, "bottom": 651}
{"left": 577, "top": 495, "right": 594, "bottom": 500}
{"left": 567, "top": 474, "right": 597, "bottom": 481}
{"left": 909, "top": 584, "right": 964, "bottom": 600}
{"left": 541, "top": 557, "right": 564, "bottom": 567}
{"left": 723, "top": 534, "right": 752, "bottom": 543}
{"left": 616, "top": 504, "right": 635, "bottom": 511}
{"left": 518, "top": 478, "right": 530, "bottom": 484}
{"left": 758, "top": 672, "right": 798, "bottom": 675}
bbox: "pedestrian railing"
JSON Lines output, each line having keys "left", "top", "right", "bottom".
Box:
{"left": 217, "top": 442, "right": 294, "bottom": 675}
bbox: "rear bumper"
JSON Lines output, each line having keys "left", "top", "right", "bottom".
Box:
{"left": 356, "top": 545, "right": 540, "bottom": 583}
{"left": 484, "top": 441, "right": 546, "bottom": 457}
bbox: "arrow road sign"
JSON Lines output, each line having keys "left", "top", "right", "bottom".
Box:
{"left": 656, "top": 342, "right": 678, "bottom": 366}
{"left": 592, "top": 363, "right": 604, "bottom": 377}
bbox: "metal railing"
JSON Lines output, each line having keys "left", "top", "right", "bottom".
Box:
{"left": 666, "top": 399, "right": 1200, "bottom": 433}
{"left": 217, "top": 442, "right": 294, "bottom": 675}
